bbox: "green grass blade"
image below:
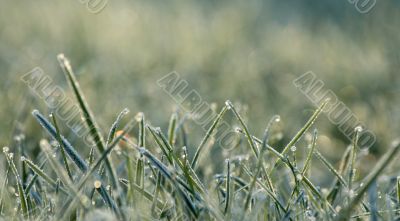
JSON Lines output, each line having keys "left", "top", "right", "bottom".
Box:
{"left": 21, "top": 157, "right": 66, "bottom": 192}
{"left": 314, "top": 150, "right": 347, "bottom": 187}
{"left": 225, "top": 100, "right": 259, "bottom": 158}
{"left": 147, "top": 126, "right": 173, "bottom": 164}
{"left": 106, "top": 108, "right": 130, "bottom": 146}
{"left": 167, "top": 112, "right": 178, "bottom": 146}
{"left": 244, "top": 116, "right": 276, "bottom": 210}
{"left": 224, "top": 159, "right": 231, "bottom": 216}
{"left": 397, "top": 177, "right": 400, "bottom": 203}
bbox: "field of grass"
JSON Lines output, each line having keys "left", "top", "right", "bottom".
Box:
{"left": 1, "top": 1, "right": 400, "bottom": 220}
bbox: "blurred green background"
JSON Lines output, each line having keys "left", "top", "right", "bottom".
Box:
{"left": 1, "top": 0, "right": 400, "bottom": 168}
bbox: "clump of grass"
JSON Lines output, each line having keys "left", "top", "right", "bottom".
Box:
{"left": 1, "top": 55, "right": 400, "bottom": 221}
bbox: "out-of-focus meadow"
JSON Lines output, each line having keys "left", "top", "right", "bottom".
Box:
{"left": 1, "top": 0, "right": 399, "bottom": 170}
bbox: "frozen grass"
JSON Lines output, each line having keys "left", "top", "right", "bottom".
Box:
{"left": 1, "top": 55, "right": 400, "bottom": 221}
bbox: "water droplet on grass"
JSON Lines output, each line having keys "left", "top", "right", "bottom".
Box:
{"left": 225, "top": 100, "right": 232, "bottom": 109}
{"left": 94, "top": 180, "right": 102, "bottom": 189}
{"left": 3, "top": 147, "right": 9, "bottom": 153}
{"left": 355, "top": 126, "right": 363, "bottom": 132}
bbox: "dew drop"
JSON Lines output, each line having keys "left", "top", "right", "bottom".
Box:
{"left": 139, "top": 147, "right": 146, "bottom": 154}
{"left": 121, "top": 108, "right": 130, "bottom": 115}
{"left": 94, "top": 180, "right": 102, "bottom": 189}
{"left": 349, "top": 190, "right": 355, "bottom": 198}
{"left": 290, "top": 146, "right": 297, "bottom": 152}
{"left": 355, "top": 126, "right": 363, "bottom": 133}
{"left": 135, "top": 112, "right": 144, "bottom": 122}
{"left": 225, "top": 100, "right": 232, "bottom": 109}
{"left": 3, "top": 147, "right": 9, "bottom": 153}
{"left": 234, "top": 127, "right": 242, "bottom": 133}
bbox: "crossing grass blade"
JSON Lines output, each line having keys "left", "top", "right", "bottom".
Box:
{"left": 32, "top": 110, "right": 123, "bottom": 219}
{"left": 24, "top": 160, "right": 46, "bottom": 195}
{"left": 119, "top": 178, "right": 164, "bottom": 209}
{"left": 106, "top": 108, "right": 130, "bottom": 146}
{"left": 21, "top": 157, "right": 68, "bottom": 194}
{"left": 244, "top": 115, "right": 276, "bottom": 210}
{"left": 138, "top": 147, "right": 198, "bottom": 218}
{"left": 336, "top": 140, "right": 400, "bottom": 221}
{"left": 314, "top": 150, "right": 347, "bottom": 187}
{"left": 32, "top": 110, "right": 88, "bottom": 171}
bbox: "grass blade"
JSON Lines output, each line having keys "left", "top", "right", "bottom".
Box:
{"left": 225, "top": 100, "right": 259, "bottom": 158}
{"left": 33, "top": 110, "right": 88, "bottom": 171}
{"left": 139, "top": 147, "right": 198, "bottom": 218}
{"left": 21, "top": 157, "right": 68, "bottom": 194}
{"left": 3, "top": 147, "right": 29, "bottom": 218}
{"left": 167, "top": 112, "right": 178, "bottom": 146}
{"left": 191, "top": 105, "right": 228, "bottom": 169}
{"left": 57, "top": 54, "right": 118, "bottom": 188}
{"left": 51, "top": 113, "right": 74, "bottom": 181}
{"left": 106, "top": 108, "right": 130, "bottom": 146}
{"left": 244, "top": 116, "right": 276, "bottom": 210}
{"left": 224, "top": 159, "right": 231, "bottom": 216}
{"left": 302, "top": 129, "right": 317, "bottom": 175}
